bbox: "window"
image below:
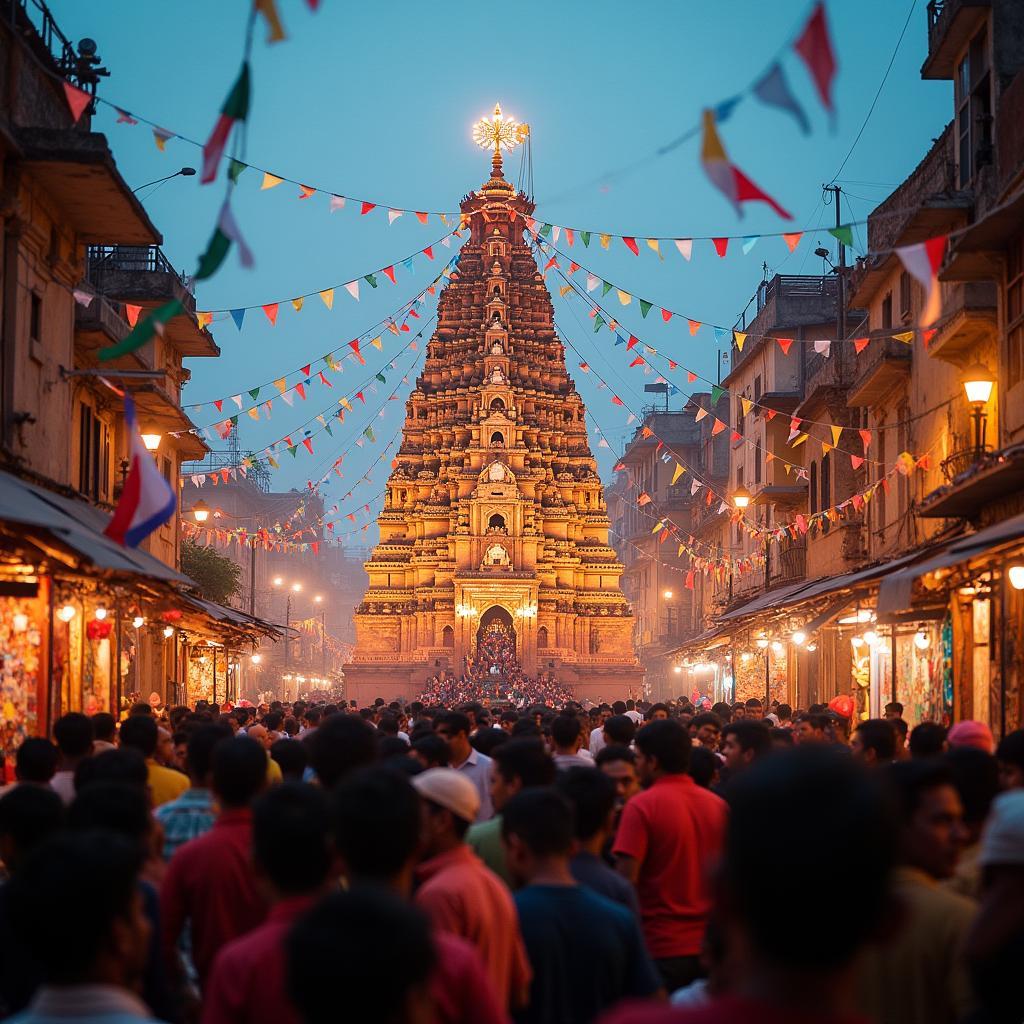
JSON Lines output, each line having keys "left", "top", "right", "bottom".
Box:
{"left": 810, "top": 461, "right": 818, "bottom": 514}
{"left": 537, "top": 626, "right": 548, "bottom": 649}
{"left": 754, "top": 441, "right": 762, "bottom": 484}
{"left": 78, "top": 403, "right": 110, "bottom": 502}
{"left": 899, "top": 271, "right": 911, "bottom": 320}
{"left": 955, "top": 28, "right": 992, "bottom": 188}
{"left": 881, "top": 293, "right": 893, "bottom": 330}
{"left": 29, "top": 293, "right": 42, "bottom": 344}
{"left": 820, "top": 452, "right": 831, "bottom": 510}
{"left": 442, "top": 625, "right": 454, "bottom": 648}
{"left": 1007, "top": 234, "right": 1024, "bottom": 388}
{"left": 754, "top": 375, "right": 762, "bottom": 403}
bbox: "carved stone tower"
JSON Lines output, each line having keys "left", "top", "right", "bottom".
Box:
{"left": 344, "top": 128, "right": 642, "bottom": 703}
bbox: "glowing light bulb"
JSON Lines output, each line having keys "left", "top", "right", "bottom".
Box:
{"left": 132, "top": 616, "right": 145, "bottom": 628}
{"left": 863, "top": 629, "right": 879, "bottom": 646}
{"left": 1009, "top": 565, "right": 1024, "bottom": 590}
{"left": 94, "top": 606, "right": 107, "bottom": 620}
{"left": 792, "top": 631, "right": 807, "bottom": 646}
{"left": 58, "top": 604, "right": 76, "bottom": 622}
{"left": 163, "top": 626, "right": 174, "bottom": 639}
{"left": 914, "top": 630, "right": 930, "bottom": 650}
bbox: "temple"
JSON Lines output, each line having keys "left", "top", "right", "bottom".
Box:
{"left": 343, "top": 107, "right": 642, "bottom": 703}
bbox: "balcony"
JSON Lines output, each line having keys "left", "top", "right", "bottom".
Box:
{"left": 925, "top": 280, "right": 998, "bottom": 362}
{"left": 800, "top": 342, "right": 854, "bottom": 411}
{"left": 768, "top": 541, "right": 807, "bottom": 588}
{"left": 85, "top": 246, "right": 218, "bottom": 358}
{"left": 922, "top": 0, "right": 991, "bottom": 80}
{"left": 74, "top": 296, "right": 152, "bottom": 367}
{"left": 921, "top": 443, "right": 1024, "bottom": 519}
{"left": 847, "top": 334, "right": 913, "bottom": 407}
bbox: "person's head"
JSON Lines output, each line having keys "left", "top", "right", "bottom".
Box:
{"left": 253, "top": 783, "right": 331, "bottom": 897}
{"left": 410, "top": 732, "right": 449, "bottom": 770}
{"left": 333, "top": 767, "right": 421, "bottom": 887}
{"left": 0, "top": 784, "right": 64, "bottom": 874}
{"left": 602, "top": 714, "right": 636, "bottom": 747}
{"left": 470, "top": 726, "right": 507, "bottom": 757}
{"left": 412, "top": 768, "right": 479, "bottom": 856}
{"left": 247, "top": 724, "right": 273, "bottom": 751}
{"left": 794, "top": 713, "right": 830, "bottom": 745}
{"left": 690, "top": 712, "right": 722, "bottom": 751}
{"left": 499, "top": 710, "right": 519, "bottom": 733}
{"left": 489, "top": 738, "right": 555, "bottom": 812}
{"left": 288, "top": 889, "right": 436, "bottom": 1024}
{"left": 711, "top": 701, "right": 732, "bottom": 724}
{"left": 305, "top": 714, "right": 377, "bottom": 788}
{"left": 596, "top": 744, "right": 639, "bottom": 805}
{"left": 502, "top": 788, "right": 574, "bottom": 885}
{"left": 549, "top": 715, "right": 581, "bottom": 753}
{"left": 944, "top": 746, "right": 1000, "bottom": 843}
{"left": 884, "top": 701, "right": 904, "bottom": 720}
{"left": 645, "top": 702, "right": 670, "bottom": 722}
{"left": 73, "top": 749, "right": 148, "bottom": 797}
{"left": 731, "top": 703, "right": 746, "bottom": 720}
{"left": 185, "top": 722, "right": 232, "bottom": 787}
{"left": 118, "top": 714, "right": 158, "bottom": 759}
{"left": 884, "top": 759, "right": 969, "bottom": 879}
{"left": 15, "top": 737, "right": 58, "bottom": 784}
{"left": 776, "top": 703, "right": 793, "bottom": 723}
{"left": 155, "top": 726, "right": 174, "bottom": 767}
{"left": 90, "top": 713, "right": 116, "bottom": 745}
{"left": 510, "top": 717, "right": 541, "bottom": 739}
{"left": 948, "top": 719, "right": 995, "bottom": 754}
{"left": 996, "top": 729, "right": 1024, "bottom": 790}
{"left": 890, "top": 717, "right": 908, "bottom": 755}
{"left": 688, "top": 745, "right": 721, "bottom": 788}
{"left": 270, "top": 738, "right": 308, "bottom": 782}
{"left": 721, "top": 720, "right": 772, "bottom": 773}
{"left": 434, "top": 711, "right": 472, "bottom": 763}
{"left": 68, "top": 782, "right": 153, "bottom": 859}
{"left": 634, "top": 719, "right": 690, "bottom": 785}
{"left": 744, "top": 697, "right": 764, "bottom": 721}
{"left": 53, "top": 712, "right": 94, "bottom": 764}
{"left": 213, "top": 736, "right": 268, "bottom": 809}
{"left": 555, "top": 768, "right": 617, "bottom": 849}
{"left": 719, "top": 749, "right": 895, "bottom": 978}
{"left": 851, "top": 719, "right": 897, "bottom": 766}
{"left": 908, "top": 721, "right": 947, "bottom": 758}
{"left": 9, "top": 831, "right": 149, "bottom": 987}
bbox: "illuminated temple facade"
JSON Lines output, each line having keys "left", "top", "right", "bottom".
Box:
{"left": 344, "top": 154, "right": 642, "bottom": 703}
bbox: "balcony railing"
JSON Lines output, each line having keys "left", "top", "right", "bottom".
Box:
{"left": 4, "top": 0, "right": 78, "bottom": 78}
{"left": 941, "top": 446, "right": 989, "bottom": 483}
{"left": 768, "top": 541, "right": 807, "bottom": 587}
{"left": 85, "top": 245, "right": 195, "bottom": 295}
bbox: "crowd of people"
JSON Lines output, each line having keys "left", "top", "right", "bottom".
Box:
{"left": 0, "top": 690, "right": 1022, "bottom": 1024}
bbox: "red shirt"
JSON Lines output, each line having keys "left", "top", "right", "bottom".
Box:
{"left": 160, "top": 808, "right": 268, "bottom": 988}
{"left": 612, "top": 773, "right": 727, "bottom": 958}
{"left": 432, "top": 931, "right": 507, "bottom": 1024}
{"left": 599, "top": 994, "right": 870, "bottom": 1024}
{"left": 415, "top": 843, "right": 531, "bottom": 1011}
{"left": 200, "top": 894, "right": 314, "bottom": 1024}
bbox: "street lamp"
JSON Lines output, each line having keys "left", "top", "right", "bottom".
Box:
{"left": 191, "top": 499, "right": 211, "bottom": 524}
{"left": 663, "top": 589, "right": 674, "bottom": 600}
{"left": 273, "top": 578, "right": 305, "bottom": 682}
{"left": 962, "top": 363, "right": 995, "bottom": 456}
{"left": 140, "top": 432, "right": 162, "bottom": 451}
{"left": 731, "top": 485, "right": 752, "bottom": 510}
{"left": 314, "top": 595, "right": 327, "bottom": 676}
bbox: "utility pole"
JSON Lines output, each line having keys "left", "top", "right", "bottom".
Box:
{"left": 822, "top": 184, "right": 847, "bottom": 340}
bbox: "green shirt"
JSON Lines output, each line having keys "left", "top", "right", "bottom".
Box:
{"left": 467, "top": 813, "right": 511, "bottom": 886}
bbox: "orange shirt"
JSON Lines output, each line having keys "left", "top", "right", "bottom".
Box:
{"left": 414, "top": 843, "right": 531, "bottom": 1010}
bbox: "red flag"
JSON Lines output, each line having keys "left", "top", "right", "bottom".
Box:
{"left": 627, "top": 336, "right": 640, "bottom": 351}
{"left": 794, "top": 2, "right": 837, "bottom": 114}
{"left": 423, "top": 246, "right": 434, "bottom": 260}
{"left": 854, "top": 337, "right": 870, "bottom": 354}
{"left": 262, "top": 303, "right": 279, "bottom": 325}
{"left": 661, "top": 309, "right": 672, "bottom": 322}
{"left": 776, "top": 337, "right": 794, "bottom": 355}
{"left": 712, "top": 237, "right": 729, "bottom": 258}
{"left": 859, "top": 429, "right": 871, "bottom": 452}
{"left": 382, "top": 266, "right": 396, "bottom": 284}
{"left": 360, "top": 202, "right": 376, "bottom": 215}
{"left": 622, "top": 236, "right": 639, "bottom": 256}
{"left": 63, "top": 82, "right": 91, "bottom": 124}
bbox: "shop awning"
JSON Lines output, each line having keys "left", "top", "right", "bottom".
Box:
{"left": 877, "top": 511, "right": 1024, "bottom": 615}
{"left": 178, "top": 593, "right": 284, "bottom": 640}
{"left": 664, "top": 625, "right": 731, "bottom": 660}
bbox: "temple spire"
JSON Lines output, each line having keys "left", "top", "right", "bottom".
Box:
{"left": 472, "top": 102, "right": 529, "bottom": 182}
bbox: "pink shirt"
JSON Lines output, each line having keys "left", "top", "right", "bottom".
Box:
{"left": 432, "top": 931, "right": 507, "bottom": 1024}
{"left": 415, "top": 844, "right": 531, "bottom": 1010}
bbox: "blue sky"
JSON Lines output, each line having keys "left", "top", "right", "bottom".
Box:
{"left": 51, "top": 0, "right": 951, "bottom": 545}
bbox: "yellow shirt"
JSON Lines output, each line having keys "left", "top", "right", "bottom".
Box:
{"left": 266, "top": 754, "right": 282, "bottom": 785}
{"left": 857, "top": 866, "right": 977, "bottom": 1024}
{"left": 147, "top": 760, "right": 190, "bottom": 807}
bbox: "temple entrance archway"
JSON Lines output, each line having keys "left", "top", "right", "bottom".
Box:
{"left": 476, "top": 606, "right": 516, "bottom": 673}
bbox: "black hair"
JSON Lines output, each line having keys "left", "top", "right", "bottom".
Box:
{"left": 90, "top": 713, "right": 116, "bottom": 744}
{"left": 996, "top": 728, "right": 1024, "bottom": 770}
{"left": 722, "top": 720, "right": 772, "bottom": 759}
{"left": 52, "top": 713, "right": 93, "bottom": 758}
{"left": 691, "top": 712, "right": 722, "bottom": 732}
{"left": 9, "top": 830, "right": 143, "bottom": 983}
{"left": 471, "top": 727, "right": 508, "bottom": 757}
{"left": 645, "top": 702, "right": 670, "bottom": 720}
{"left": 68, "top": 783, "right": 151, "bottom": 849}
{"left": 711, "top": 701, "right": 733, "bottom": 722}
{"left": 595, "top": 743, "right": 636, "bottom": 768}
{"left": 253, "top": 783, "right": 331, "bottom": 894}
{"left": 305, "top": 715, "right": 377, "bottom": 788}
{"left": 271, "top": 738, "right": 309, "bottom": 781}
{"left": 411, "top": 733, "right": 449, "bottom": 768}
{"left": 377, "top": 715, "right": 400, "bottom": 737}
{"left": 603, "top": 714, "right": 636, "bottom": 746}
{"left": 119, "top": 715, "right": 158, "bottom": 758}
{"left": 304, "top": 707, "right": 322, "bottom": 726}
{"left": 883, "top": 759, "right": 956, "bottom": 820}
{"left": 612, "top": 701, "right": 627, "bottom": 715}
{"left": 332, "top": 767, "right": 420, "bottom": 880}
{"left": 800, "top": 712, "right": 831, "bottom": 733}
{"left": 435, "top": 711, "right": 471, "bottom": 737}
{"left": 0, "top": 785, "right": 64, "bottom": 865}
{"left": 688, "top": 745, "right": 720, "bottom": 788}
{"left": 510, "top": 718, "right": 541, "bottom": 738}
{"left": 500, "top": 710, "right": 519, "bottom": 725}
{"left": 213, "top": 736, "right": 268, "bottom": 808}
{"left": 550, "top": 715, "right": 581, "bottom": 748}
{"left": 15, "top": 738, "right": 58, "bottom": 783}
{"left": 776, "top": 704, "right": 793, "bottom": 720}
{"left": 287, "top": 889, "right": 435, "bottom": 1024}
{"left": 186, "top": 722, "right": 232, "bottom": 780}
{"left": 265, "top": 711, "right": 284, "bottom": 732}
{"left": 744, "top": 698, "right": 763, "bottom": 709}
{"left": 555, "top": 767, "right": 616, "bottom": 841}
{"left": 723, "top": 748, "right": 895, "bottom": 969}
{"left": 855, "top": 719, "right": 897, "bottom": 761}
{"left": 944, "top": 746, "right": 1000, "bottom": 825}
{"left": 502, "top": 787, "right": 575, "bottom": 857}
{"left": 74, "top": 748, "right": 148, "bottom": 795}
{"left": 908, "top": 721, "right": 947, "bottom": 758}
{"left": 378, "top": 736, "right": 412, "bottom": 760}
{"left": 770, "top": 728, "right": 795, "bottom": 748}
{"left": 891, "top": 718, "right": 909, "bottom": 741}
{"left": 491, "top": 738, "right": 556, "bottom": 788}
{"left": 884, "top": 701, "right": 904, "bottom": 716}
{"left": 634, "top": 719, "right": 691, "bottom": 773}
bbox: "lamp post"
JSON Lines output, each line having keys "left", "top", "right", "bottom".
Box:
{"left": 962, "top": 364, "right": 995, "bottom": 458}
{"left": 273, "top": 578, "right": 303, "bottom": 681}
{"left": 314, "top": 594, "right": 326, "bottom": 677}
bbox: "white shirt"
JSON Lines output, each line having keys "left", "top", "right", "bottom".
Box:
{"left": 553, "top": 752, "right": 593, "bottom": 771}
{"left": 50, "top": 770, "right": 76, "bottom": 806}
{"left": 625, "top": 710, "right": 644, "bottom": 725}
{"left": 452, "top": 747, "right": 493, "bottom": 822}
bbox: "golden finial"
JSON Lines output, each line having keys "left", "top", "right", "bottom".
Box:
{"left": 472, "top": 103, "right": 529, "bottom": 176}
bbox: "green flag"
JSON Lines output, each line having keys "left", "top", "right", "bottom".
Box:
{"left": 639, "top": 299, "right": 653, "bottom": 319}
{"left": 828, "top": 225, "right": 854, "bottom": 248}
{"left": 99, "top": 299, "right": 183, "bottom": 362}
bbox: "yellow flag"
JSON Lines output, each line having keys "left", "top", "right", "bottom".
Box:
{"left": 734, "top": 331, "right": 747, "bottom": 352}
{"left": 831, "top": 424, "right": 842, "bottom": 447}
{"left": 791, "top": 433, "right": 809, "bottom": 447}
{"left": 340, "top": 398, "right": 352, "bottom": 412}
{"left": 319, "top": 289, "right": 334, "bottom": 310}
{"left": 599, "top": 234, "right": 611, "bottom": 250}
{"left": 196, "top": 311, "right": 213, "bottom": 329}
{"left": 821, "top": 442, "right": 833, "bottom": 455}
{"left": 291, "top": 297, "right": 304, "bottom": 313}
{"left": 671, "top": 463, "right": 685, "bottom": 485}
{"left": 254, "top": 0, "right": 286, "bottom": 42}
{"left": 274, "top": 378, "right": 287, "bottom": 395}
{"left": 677, "top": 543, "right": 686, "bottom": 557}
{"left": 247, "top": 407, "right": 260, "bottom": 421}
{"left": 893, "top": 331, "right": 914, "bottom": 344}
{"left": 267, "top": 456, "right": 280, "bottom": 469}
{"left": 371, "top": 337, "right": 383, "bottom": 350}
{"left": 646, "top": 238, "right": 663, "bottom": 260}
{"left": 617, "top": 290, "right": 632, "bottom": 306}
{"left": 740, "top": 397, "right": 753, "bottom": 416}
{"left": 261, "top": 172, "right": 283, "bottom": 190}
{"left": 559, "top": 284, "right": 573, "bottom": 297}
